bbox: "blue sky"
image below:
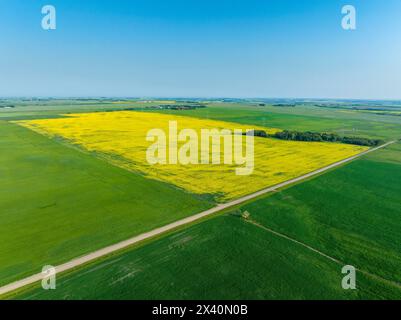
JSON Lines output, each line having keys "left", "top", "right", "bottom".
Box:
{"left": 1, "top": 0, "right": 401, "bottom": 99}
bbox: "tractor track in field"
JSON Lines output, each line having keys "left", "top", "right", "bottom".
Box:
{"left": 244, "top": 218, "right": 401, "bottom": 291}
{"left": 0, "top": 140, "right": 396, "bottom": 296}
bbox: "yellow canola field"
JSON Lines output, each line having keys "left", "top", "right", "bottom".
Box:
{"left": 17, "top": 111, "right": 368, "bottom": 201}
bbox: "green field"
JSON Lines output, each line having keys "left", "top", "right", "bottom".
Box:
{"left": 8, "top": 142, "right": 401, "bottom": 300}
{"left": 153, "top": 103, "right": 401, "bottom": 140}
{"left": 241, "top": 143, "right": 401, "bottom": 286}
{"left": 2, "top": 99, "right": 401, "bottom": 299}
{"left": 0, "top": 120, "right": 212, "bottom": 286}
{"left": 3, "top": 100, "right": 401, "bottom": 139}
{"left": 9, "top": 215, "right": 401, "bottom": 300}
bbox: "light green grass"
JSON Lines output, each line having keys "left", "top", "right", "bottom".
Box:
{"left": 0, "top": 120, "right": 212, "bottom": 286}
{"left": 364, "top": 142, "right": 401, "bottom": 165}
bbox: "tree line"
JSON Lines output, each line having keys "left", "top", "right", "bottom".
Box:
{"left": 246, "top": 130, "right": 383, "bottom": 147}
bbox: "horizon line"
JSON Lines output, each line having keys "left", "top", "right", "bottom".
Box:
{"left": 1, "top": 96, "right": 401, "bottom": 102}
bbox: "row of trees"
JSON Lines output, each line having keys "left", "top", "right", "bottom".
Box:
{"left": 246, "top": 130, "right": 383, "bottom": 147}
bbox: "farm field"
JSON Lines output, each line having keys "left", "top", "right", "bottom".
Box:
{"left": 0, "top": 120, "right": 212, "bottom": 287}
{"left": 7, "top": 215, "right": 401, "bottom": 300}
{"left": 152, "top": 103, "right": 401, "bottom": 140}
{"left": 3, "top": 0, "right": 401, "bottom": 304}
{"left": 3, "top": 100, "right": 401, "bottom": 140}
{"left": 17, "top": 111, "right": 367, "bottom": 201}
{"left": 7, "top": 143, "right": 401, "bottom": 300}
{"left": 240, "top": 142, "right": 401, "bottom": 286}
{"left": 1, "top": 99, "right": 401, "bottom": 300}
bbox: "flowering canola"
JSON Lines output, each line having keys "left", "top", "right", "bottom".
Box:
{"left": 17, "top": 111, "right": 368, "bottom": 201}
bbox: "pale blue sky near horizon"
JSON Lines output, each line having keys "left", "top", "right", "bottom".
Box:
{"left": 1, "top": 0, "right": 401, "bottom": 99}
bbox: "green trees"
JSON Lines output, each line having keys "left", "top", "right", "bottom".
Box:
{"left": 273, "top": 130, "right": 383, "bottom": 146}
{"left": 245, "top": 130, "right": 268, "bottom": 138}
{"left": 245, "top": 129, "right": 383, "bottom": 147}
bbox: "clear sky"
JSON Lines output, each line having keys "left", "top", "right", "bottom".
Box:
{"left": 1, "top": 0, "right": 401, "bottom": 99}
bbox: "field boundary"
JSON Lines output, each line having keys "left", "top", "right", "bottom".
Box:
{"left": 0, "top": 140, "right": 395, "bottom": 296}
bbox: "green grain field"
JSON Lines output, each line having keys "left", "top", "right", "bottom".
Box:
{"left": 8, "top": 142, "right": 401, "bottom": 300}
{"left": 8, "top": 214, "right": 401, "bottom": 300}
{"left": 0, "top": 120, "right": 212, "bottom": 286}
{"left": 153, "top": 103, "right": 401, "bottom": 140}
{"left": 241, "top": 142, "right": 401, "bottom": 286}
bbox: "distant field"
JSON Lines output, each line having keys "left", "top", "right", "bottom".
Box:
{"left": 0, "top": 120, "right": 211, "bottom": 286}
{"left": 17, "top": 111, "right": 367, "bottom": 201}
{"left": 365, "top": 142, "right": 401, "bottom": 165}
{"left": 153, "top": 103, "right": 401, "bottom": 140}
{"left": 3, "top": 100, "right": 401, "bottom": 139}
{"left": 8, "top": 144, "right": 401, "bottom": 300}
